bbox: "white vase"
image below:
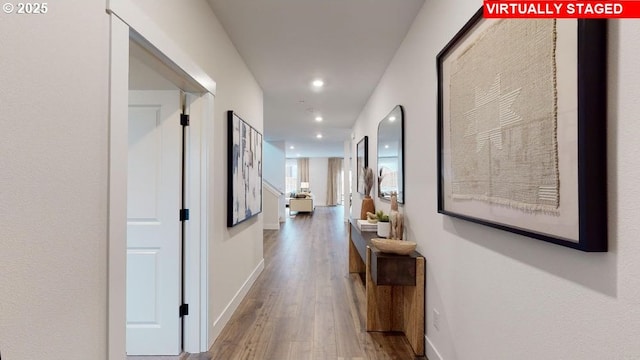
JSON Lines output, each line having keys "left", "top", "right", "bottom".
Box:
{"left": 377, "top": 222, "right": 390, "bottom": 238}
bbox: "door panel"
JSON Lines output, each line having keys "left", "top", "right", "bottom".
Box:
{"left": 126, "top": 90, "right": 181, "bottom": 355}
{"left": 127, "top": 108, "right": 161, "bottom": 221}
{"left": 126, "top": 249, "right": 159, "bottom": 323}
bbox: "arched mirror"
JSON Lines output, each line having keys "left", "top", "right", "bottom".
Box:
{"left": 377, "top": 105, "right": 404, "bottom": 203}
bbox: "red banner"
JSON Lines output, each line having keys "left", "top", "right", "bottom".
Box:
{"left": 483, "top": 1, "right": 640, "bottom": 18}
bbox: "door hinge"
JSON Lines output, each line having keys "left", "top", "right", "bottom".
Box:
{"left": 180, "top": 114, "right": 190, "bottom": 126}
{"left": 179, "top": 303, "right": 189, "bottom": 317}
{"left": 179, "top": 209, "right": 190, "bottom": 221}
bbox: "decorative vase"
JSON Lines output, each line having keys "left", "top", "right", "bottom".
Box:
{"left": 390, "top": 210, "right": 404, "bottom": 240}
{"left": 377, "top": 221, "right": 390, "bottom": 238}
{"left": 360, "top": 195, "right": 375, "bottom": 220}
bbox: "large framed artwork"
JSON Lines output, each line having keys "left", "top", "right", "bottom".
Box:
{"left": 357, "top": 136, "right": 368, "bottom": 195}
{"left": 437, "top": 9, "right": 607, "bottom": 251}
{"left": 227, "top": 110, "right": 263, "bottom": 227}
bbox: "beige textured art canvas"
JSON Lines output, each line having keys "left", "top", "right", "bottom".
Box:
{"left": 449, "top": 19, "right": 559, "bottom": 214}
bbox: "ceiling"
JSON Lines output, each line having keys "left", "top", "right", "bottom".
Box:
{"left": 207, "top": 0, "right": 425, "bottom": 158}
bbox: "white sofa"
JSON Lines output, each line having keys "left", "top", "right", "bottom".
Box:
{"left": 289, "top": 197, "right": 314, "bottom": 213}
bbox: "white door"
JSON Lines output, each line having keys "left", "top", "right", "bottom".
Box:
{"left": 126, "top": 90, "right": 182, "bottom": 355}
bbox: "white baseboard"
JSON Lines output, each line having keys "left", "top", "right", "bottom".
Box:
{"left": 426, "top": 335, "right": 444, "bottom": 360}
{"left": 208, "top": 259, "right": 265, "bottom": 348}
{"left": 263, "top": 222, "right": 280, "bottom": 230}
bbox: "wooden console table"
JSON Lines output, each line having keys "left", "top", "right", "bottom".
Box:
{"left": 348, "top": 219, "right": 425, "bottom": 356}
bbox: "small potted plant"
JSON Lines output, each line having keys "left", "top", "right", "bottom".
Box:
{"left": 376, "top": 210, "right": 390, "bottom": 238}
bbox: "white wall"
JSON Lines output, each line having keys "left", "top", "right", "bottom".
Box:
{"left": 0, "top": 2, "right": 110, "bottom": 358}
{"left": 264, "top": 141, "right": 286, "bottom": 221}
{"left": 264, "top": 141, "right": 286, "bottom": 191}
{"left": 309, "top": 158, "right": 329, "bottom": 206}
{"left": 262, "top": 184, "right": 281, "bottom": 230}
{"left": 352, "top": 2, "right": 640, "bottom": 359}
{"left": 116, "top": 0, "right": 265, "bottom": 348}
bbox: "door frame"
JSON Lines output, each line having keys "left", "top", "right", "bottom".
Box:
{"left": 107, "top": 1, "right": 217, "bottom": 357}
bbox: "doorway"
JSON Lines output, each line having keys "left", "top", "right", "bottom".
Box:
{"left": 108, "top": 7, "right": 217, "bottom": 357}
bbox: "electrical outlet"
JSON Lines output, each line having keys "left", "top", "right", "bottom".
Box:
{"left": 433, "top": 308, "right": 440, "bottom": 331}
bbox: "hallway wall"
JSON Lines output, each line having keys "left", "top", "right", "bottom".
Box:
{"left": 264, "top": 141, "right": 286, "bottom": 193}
{"left": 1, "top": 0, "right": 264, "bottom": 357}
{"left": 0, "top": 2, "right": 110, "bottom": 358}
{"left": 352, "top": 2, "right": 640, "bottom": 359}
{"left": 130, "top": 0, "right": 265, "bottom": 346}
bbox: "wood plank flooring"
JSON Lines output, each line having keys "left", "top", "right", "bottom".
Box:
{"left": 199, "top": 206, "right": 426, "bottom": 360}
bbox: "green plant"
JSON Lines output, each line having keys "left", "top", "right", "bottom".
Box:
{"left": 376, "top": 210, "right": 389, "bottom": 222}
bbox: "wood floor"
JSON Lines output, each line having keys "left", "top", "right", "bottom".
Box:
{"left": 197, "top": 206, "right": 426, "bottom": 360}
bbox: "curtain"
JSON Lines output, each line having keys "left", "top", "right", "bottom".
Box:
{"left": 297, "top": 157, "right": 309, "bottom": 190}
{"left": 326, "top": 157, "right": 343, "bottom": 206}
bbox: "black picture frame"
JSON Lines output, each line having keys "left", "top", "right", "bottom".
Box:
{"left": 436, "top": 9, "right": 607, "bottom": 252}
{"left": 227, "top": 110, "right": 263, "bottom": 227}
{"left": 356, "top": 136, "right": 368, "bottom": 195}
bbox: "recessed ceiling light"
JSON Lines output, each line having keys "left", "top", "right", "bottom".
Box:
{"left": 315, "top": 116, "right": 323, "bottom": 122}
{"left": 316, "top": 134, "right": 323, "bottom": 139}
{"left": 385, "top": 144, "right": 389, "bottom": 149}
{"left": 312, "top": 79, "right": 324, "bottom": 88}
{"left": 389, "top": 116, "right": 396, "bottom": 122}
{"left": 290, "top": 145, "right": 295, "bottom": 149}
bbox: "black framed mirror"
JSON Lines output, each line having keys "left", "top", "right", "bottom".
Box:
{"left": 377, "top": 105, "right": 405, "bottom": 203}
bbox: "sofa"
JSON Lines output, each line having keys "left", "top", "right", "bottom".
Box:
{"left": 289, "top": 194, "right": 314, "bottom": 213}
